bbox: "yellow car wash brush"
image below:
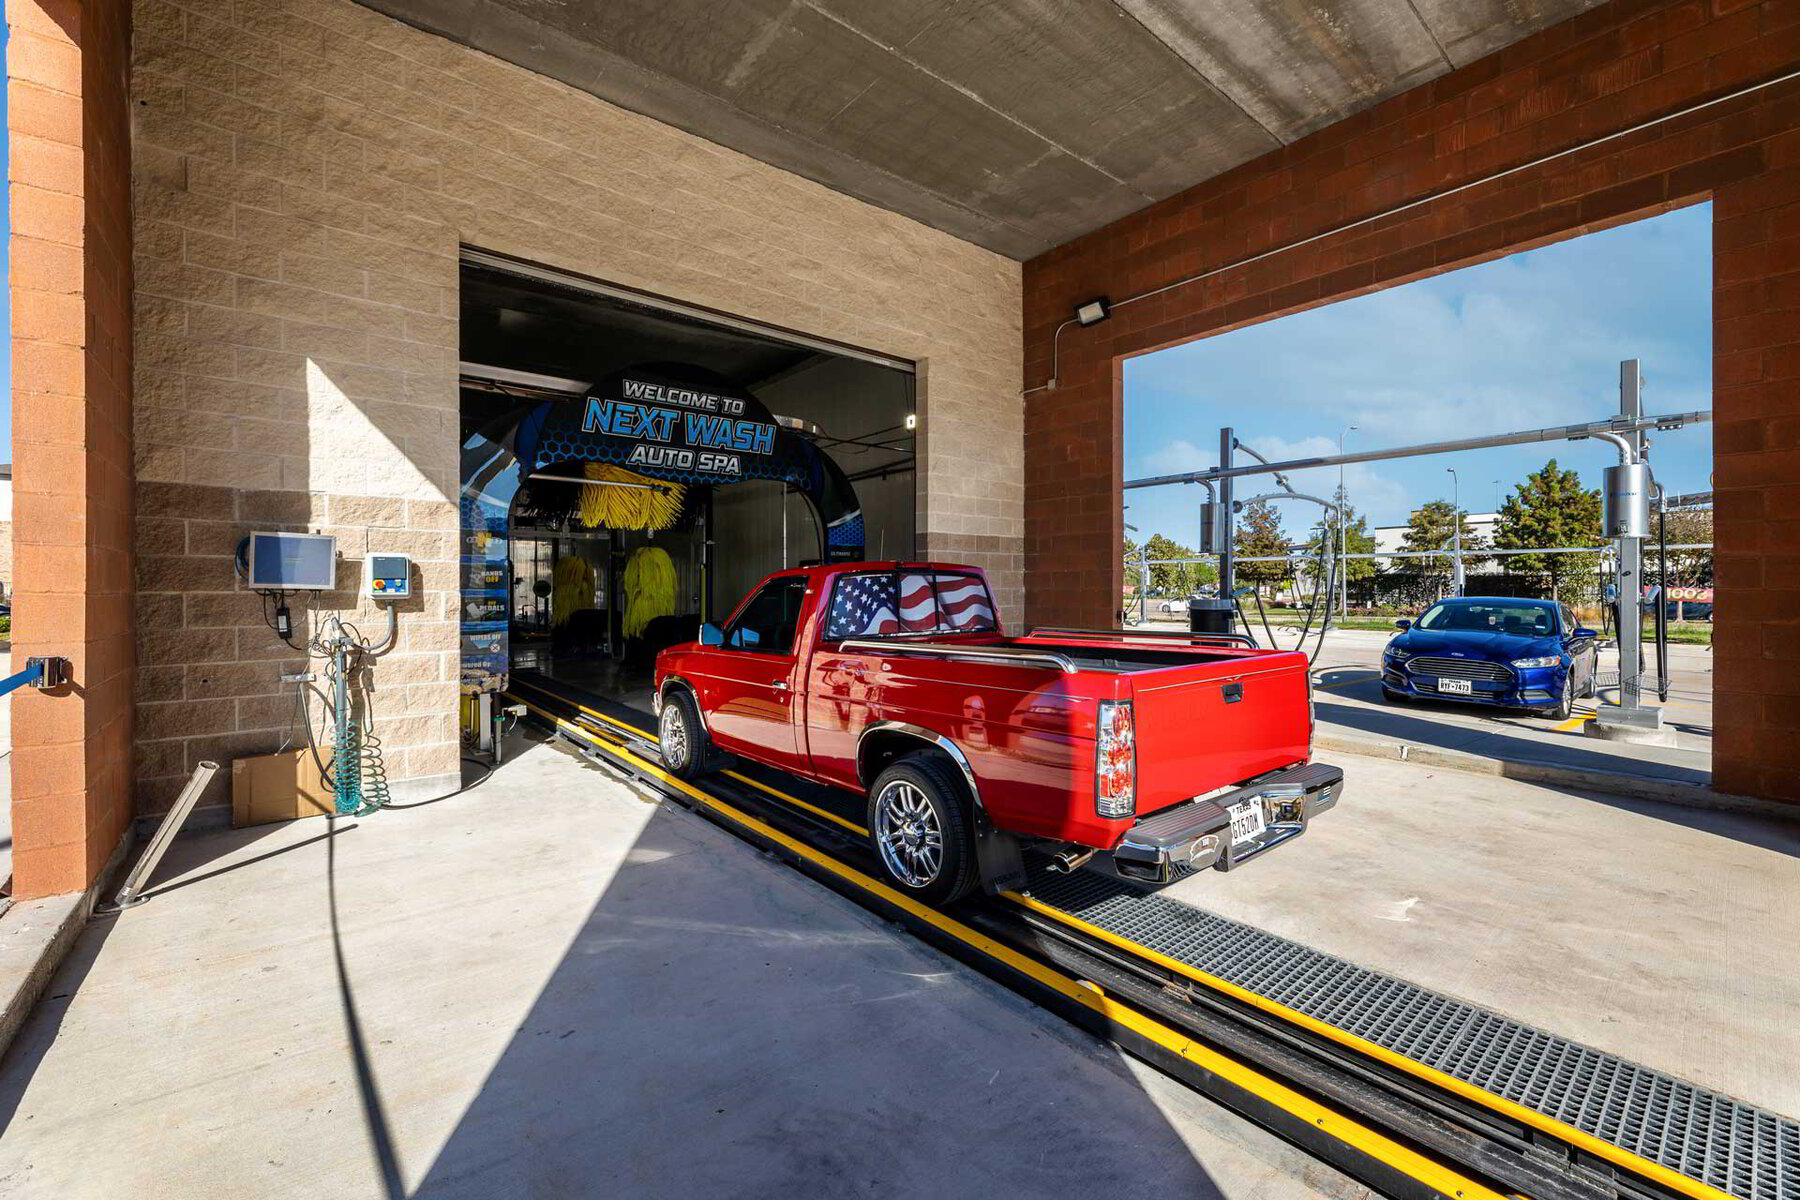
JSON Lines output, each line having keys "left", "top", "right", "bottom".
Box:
{"left": 623, "top": 546, "right": 676, "bottom": 638}
{"left": 580, "top": 463, "right": 684, "bottom": 531}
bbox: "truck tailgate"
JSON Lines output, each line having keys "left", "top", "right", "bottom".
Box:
{"left": 1130, "top": 653, "right": 1311, "bottom": 817}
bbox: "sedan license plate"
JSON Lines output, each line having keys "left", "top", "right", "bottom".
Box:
{"left": 1438, "top": 677, "right": 1473, "bottom": 695}
{"left": 1228, "top": 798, "right": 1267, "bottom": 846}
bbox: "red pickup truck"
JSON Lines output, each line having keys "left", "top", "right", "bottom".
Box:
{"left": 653, "top": 562, "right": 1343, "bottom": 904}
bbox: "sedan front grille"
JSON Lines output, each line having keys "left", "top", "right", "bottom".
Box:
{"left": 1405, "top": 656, "right": 1513, "bottom": 682}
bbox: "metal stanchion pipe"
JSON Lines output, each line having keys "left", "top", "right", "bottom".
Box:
{"left": 113, "top": 760, "right": 222, "bottom": 909}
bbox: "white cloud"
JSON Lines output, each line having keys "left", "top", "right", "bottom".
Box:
{"left": 1140, "top": 438, "right": 1214, "bottom": 477}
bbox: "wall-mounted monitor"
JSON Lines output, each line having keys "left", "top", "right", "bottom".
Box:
{"left": 247, "top": 531, "right": 338, "bottom": 592}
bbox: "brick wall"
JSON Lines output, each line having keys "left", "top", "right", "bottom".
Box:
{"left": 1021, "top": 0, "right": 1800, "bottom": 804}
{"left": 7, "top": 0, "right": 136, "bottom": 897}
{"left": 127, "top": 0, "right": 1021, "bottom": 818}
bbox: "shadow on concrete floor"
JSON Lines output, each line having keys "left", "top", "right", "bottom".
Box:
{"left": 0, "top": 913, "right": 118, "bottom": 1134}
{"left": 400, "top": 786, "right": 1239, "bottom": 1197}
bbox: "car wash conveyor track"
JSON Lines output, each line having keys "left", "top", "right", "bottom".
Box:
{"left": 502, "top": 673, "right": 1797, "bottom": 1200}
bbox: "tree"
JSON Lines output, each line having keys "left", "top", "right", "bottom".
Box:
{"left": 1302, "top": 486, "right": 1377, "bottom": 598}
{"left": 1401, "top": 498, "right": 1486, "bottom": 585}
{"left": 1492, "top": 459, "right": 1602, "bottom": 604}
{"left": 1657, "top": 507, "right": 1713, "bottom": 589}
{"left": 1143, "top": 533, "right": 1218, "bottom": 596}
{"left": 1234, "top": 498, "right": 1292, "bottom": 596}
{"left": 1122, "top": 533, "right": 1143, "bottom": 614}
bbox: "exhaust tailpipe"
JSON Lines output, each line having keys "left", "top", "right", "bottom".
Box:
{"left": 1048, "top": 844, "right": 1098, "bottom": 874}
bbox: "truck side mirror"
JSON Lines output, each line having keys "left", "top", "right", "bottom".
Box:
{"left": 699, "top": 622, "right": 724, "bottom": 647}
{"left": 1573, "top": 627, "right": 1597, "bottom": 638}
{"left": 1394, "top": 619, "right": 1411, "bottom": 630}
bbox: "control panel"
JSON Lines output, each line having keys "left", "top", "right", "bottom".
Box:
{"left": 364, "top": 553, "right": 414, "bottom": 602}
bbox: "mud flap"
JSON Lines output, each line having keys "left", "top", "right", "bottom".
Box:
{"left": 975, "top": 823, "right": 1026, "bottom": 894}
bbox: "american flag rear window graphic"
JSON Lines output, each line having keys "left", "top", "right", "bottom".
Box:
{"left": 826, "top": 572, "right": 996, "bottom": 639}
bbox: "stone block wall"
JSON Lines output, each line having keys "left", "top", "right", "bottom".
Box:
{"left": 128, "top": 0, "right": 1022, "bottom": 817}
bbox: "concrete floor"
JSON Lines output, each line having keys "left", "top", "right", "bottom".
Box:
{"left": 0, "top": 734, "right": 1371, "bottom": 1200}
{"left": 1163, "top": 748, "right": 1799, "bottom": 1117}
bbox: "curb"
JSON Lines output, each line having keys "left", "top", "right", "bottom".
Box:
{"left": 0, "top": 890, "right": 88, "bottom": 1064}
{"left": 0, "top": 827, "right": 134, "bottom": 1066}
{"left": 1313, "top": 730, "right": 1794, "bottom": 821}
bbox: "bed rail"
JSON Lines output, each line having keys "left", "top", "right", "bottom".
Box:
{"left": 1025, "top": 626, "right": 1259, "bottom": 649}
{"left": 836, "top": 639, "right": 1079, "bottom": 674}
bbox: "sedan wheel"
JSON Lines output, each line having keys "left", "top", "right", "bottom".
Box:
{"left": 1553, "top": 672, "right": 1574, "bottom": 721}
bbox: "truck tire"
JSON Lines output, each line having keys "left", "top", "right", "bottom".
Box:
{"left": 657, "top": 689, "right": 711, "bottom": 779}
{"left": 866, "top": 754, "right": 979, "bottom": 907}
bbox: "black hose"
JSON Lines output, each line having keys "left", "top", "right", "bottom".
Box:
{"left": 381, "top": 759, "right": 498, "bottom": 810}
{"left": 1656, "top": 504, "right": 1670, "bottom": 701}
{"left": 1231, "top": 597, "right": 1259, "bottom": 648}
{"left": 1305, "top": 546, "right": 1341, "bottom": 666}
{"left": 1251, "top": 588, "right": 1279, "bottom": 650}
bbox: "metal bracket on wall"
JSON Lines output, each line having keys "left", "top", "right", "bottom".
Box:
{"left": 0, "top": 657, "right": 71, "bottom": 697}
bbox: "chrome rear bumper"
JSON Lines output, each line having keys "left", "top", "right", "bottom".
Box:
{"left": 1112, "top": 762, "right": 1344, "bottom": 885}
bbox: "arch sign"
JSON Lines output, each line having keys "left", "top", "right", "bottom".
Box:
{"left": 459, "top": 362, "right": 865, "bottom": 691}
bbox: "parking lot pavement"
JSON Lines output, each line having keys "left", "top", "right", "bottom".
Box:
{"left": 0, "top": 734, "right": 1372, "bottom": 1200}
{"left": 1132, "top": 619, "right": 1714, "bottom": 791}
{"left": 1162, "top": 746, "right": 1800, "bottom": 1119}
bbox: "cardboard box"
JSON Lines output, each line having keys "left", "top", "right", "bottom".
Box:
{"left": 231, "top": 749, "right": 335, "bottom": 827}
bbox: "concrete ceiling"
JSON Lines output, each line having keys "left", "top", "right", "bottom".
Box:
{"left": 359, "top": 0, "right": 1604, "bottom": 259}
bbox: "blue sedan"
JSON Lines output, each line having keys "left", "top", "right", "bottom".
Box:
{"left": 1381, "top": 597, "right": 1600, "bottom": 720}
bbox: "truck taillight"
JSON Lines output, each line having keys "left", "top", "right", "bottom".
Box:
{"left": 1095, "top": 700, "right": 1136, "bottom": 819}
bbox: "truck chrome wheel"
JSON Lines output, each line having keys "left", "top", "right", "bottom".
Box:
{"left": 659, "top": 704, "right": 689, "bottom": 770}
{"left": 874, "top": 780, "right": 942, "bottom": 888}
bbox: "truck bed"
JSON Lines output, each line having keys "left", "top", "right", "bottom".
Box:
{"left": 825, "top": 629, "right": 1312, "bottom": 838}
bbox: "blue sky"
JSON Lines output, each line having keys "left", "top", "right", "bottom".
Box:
{"left": 1123, "top": 202, "right": 1714, "bottom": 545}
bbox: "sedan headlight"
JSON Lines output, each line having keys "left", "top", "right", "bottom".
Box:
{"left": 1510, "top": 655, "right": 1562, "bottom": 669}
{"left": 1385, "top": 647, "right": 1409, "bottom": 661}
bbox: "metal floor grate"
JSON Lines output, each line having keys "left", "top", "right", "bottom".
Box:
{"left": 1023, "top": 866, "right": 1799, "bottom": 1200}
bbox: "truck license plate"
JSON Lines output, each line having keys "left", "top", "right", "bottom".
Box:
{"left": 1228, "top": 799, "right": 1266, "bottom": 846}
{"left": 1438, "top": 678, "right": 1473, "bottom": 695}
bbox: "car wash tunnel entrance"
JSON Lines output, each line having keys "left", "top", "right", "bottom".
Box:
{"left": 457, "top": 252, "right": 917, "bottom": 722}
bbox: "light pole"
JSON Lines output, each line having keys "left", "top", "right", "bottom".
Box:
{"left": 1337, "top": 425, "right": 1356, "bottom": 619}
{"left": 1446, "top": 467, "right": 1462, "bottom": 597}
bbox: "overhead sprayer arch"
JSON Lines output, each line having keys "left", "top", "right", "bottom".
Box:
{"left": 459, "top": 362, "right": 864, "bottom": 691}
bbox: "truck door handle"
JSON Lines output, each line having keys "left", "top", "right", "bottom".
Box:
{"left": 771, "top": 680, "right": 789, "bottom": 692}
{"left": 1222, "top": 682, "right": 1244, "bottom": 704}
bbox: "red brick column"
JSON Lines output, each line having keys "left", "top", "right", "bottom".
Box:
{"left": 1022, "top": 0, "right": 1800, "bottom": 803}
{"left": 7, "top": 0, "right": 135, "bottom": 897}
